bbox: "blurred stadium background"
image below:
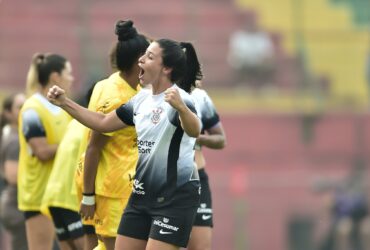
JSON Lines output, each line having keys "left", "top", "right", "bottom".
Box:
{"left": 1, "top": 0, "right": 370, "bottom": 249}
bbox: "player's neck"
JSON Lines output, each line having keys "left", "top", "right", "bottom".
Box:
{"left": 151, "top": 78, "right": 172, "bottom": 95}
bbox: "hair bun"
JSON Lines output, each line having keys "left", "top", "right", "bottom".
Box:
{"left": 115, "top": 20, "right": 138, "bottom": 41}
{"left": 32, "top": 53, "right": 45, "bottom": 65}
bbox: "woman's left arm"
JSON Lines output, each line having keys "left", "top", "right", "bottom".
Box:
{"left": 197, "top": 123, "right": 226, "bottom": 149}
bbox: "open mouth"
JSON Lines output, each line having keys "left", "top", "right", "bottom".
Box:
{"left": 139, "top": 68, "right": 145, "bottom": 79}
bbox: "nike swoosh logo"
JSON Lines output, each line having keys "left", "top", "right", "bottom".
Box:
{"left": 159, "top": 229, "right": 173, "bottom": 234}
{"left": 202, "top": 215, "right": 212, "bottom": 220}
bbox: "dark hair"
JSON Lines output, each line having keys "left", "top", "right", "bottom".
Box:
{"left": 109, "top": 43, "right": 118, "bottom": 72}
{"left": 0, "top": 94, "right": 15, "bottom": 129}
{"left": 0, "top": 94, "right": 16, "bottom": 144}
{"left": 26, "top": 53, "right": 67, "bottom": 94}
{"left": 83, "top": 81, "right": 98, "bottom": 108}
{"left": 114, "top": 20, "right": 150, "bottom": 72}
{"left": 156, "top": 39, "right": 203, "bottom": 93}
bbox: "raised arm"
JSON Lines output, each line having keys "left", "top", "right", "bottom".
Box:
{"left": 47, "top": 85, "right": 125, "bottom": 133}
{"left": 164, "top": 87, "right": 200, "bottom": 138}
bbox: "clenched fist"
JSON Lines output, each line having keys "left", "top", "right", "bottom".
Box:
{"left": 164, "top": 87, "right": 186, "bottom": 111}
{"left": 47, "top": 85, "right": 66, "bottom": 107}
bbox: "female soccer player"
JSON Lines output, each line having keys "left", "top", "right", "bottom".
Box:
{"left": 47, "top": 38, "right": 202, "bottom": 250}
{"left": 188, "top": 85, "right": 226, "bottom": 250}
{"left": 18, "top": 53, "right": 73, "bottom": 250}
{"left": 76, "top": 20, "right": 149, "bottom": 250}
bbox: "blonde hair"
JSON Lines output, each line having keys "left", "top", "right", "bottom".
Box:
{"left": 25, "top": 53, "right": 44, "bottom": 97}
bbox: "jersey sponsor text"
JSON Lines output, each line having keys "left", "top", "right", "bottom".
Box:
{"left": 137, "top": 140, "right": 155, "bottom": 154}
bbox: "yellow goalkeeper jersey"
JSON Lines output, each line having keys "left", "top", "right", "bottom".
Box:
{"left": 76, "top": 72, "right": 139, "bottom": 198}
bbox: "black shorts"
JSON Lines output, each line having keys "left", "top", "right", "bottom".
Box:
{"left": 193, "top": 169, "right": 213, "bottom": 227}
{"left": 49, "top": 207, "right": 84, "bottom": 241}
{"left": 117, "top": 182, "right": 200, "bottom": 248}
{"left": 24, "top": 210, "right": 41, "bottom": 220}
{"left": 83, "top": 224, "right": 96, "bottom": 235}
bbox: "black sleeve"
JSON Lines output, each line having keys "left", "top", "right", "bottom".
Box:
{"left": 202, "top": 112, "right": 220, "bottom": 130}
{"left": 116, "top": 101, "right": 135, "bottom": 126}
{"left": 22, "top": 109, "right": 46, "bottom": 141}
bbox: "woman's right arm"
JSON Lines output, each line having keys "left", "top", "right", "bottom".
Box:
{"left": 47, "top": 85, "right": 125, "bottom": 133}
{"left": 79, "top": 131, "right": 109, "bottom": 220}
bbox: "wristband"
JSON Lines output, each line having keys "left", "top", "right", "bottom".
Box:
{"left": 82, "top": 192, "right": 95, "bottom": 196}
{"left": 81, "top": 195, "right": 95, "bottom": 206}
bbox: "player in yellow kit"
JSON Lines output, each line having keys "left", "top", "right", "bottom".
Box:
{"left": 18, "top": 53, "right": 72, "bottom": 250}
{"left": 41, "top": 118, "right": 85, "bottom": 250}
{"left": 76, "top": 20, "right": 150, "bottom": 250}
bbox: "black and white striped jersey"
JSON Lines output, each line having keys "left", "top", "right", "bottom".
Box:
{"left": 116, "top": 85, "right": 200, "bottom": 207}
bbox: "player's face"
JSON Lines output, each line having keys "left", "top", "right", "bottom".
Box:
{"left": 57, "top": 61, "right": 74, "bottom": 93}
{"left": 138, "top": 42, "right": 164, "bottom": 87}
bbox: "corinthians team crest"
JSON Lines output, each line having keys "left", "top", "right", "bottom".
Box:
{"left": 151, "top": 107, "right": 163, "bottom": 124}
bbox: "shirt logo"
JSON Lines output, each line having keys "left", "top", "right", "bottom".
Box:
{"left": 97, "top": 101, "right": 110, "bottom": 113}
{"left": 133, "top": 179, "right": 144, "bottom": 190}
{"left": 133, "top": 179, "right": 145, "bottom": 195}
{"left": 151, "top": 107, "right": 163, "bottom": 124}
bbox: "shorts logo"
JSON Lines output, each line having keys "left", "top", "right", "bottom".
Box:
{"left": 202, "top": 215, "right": 212, "bottom": 220}
{"left": 197, "top": 203, "right": 213, "bottom": 214}
{"left": 55, "top": 227, "right": 66, "bottom": 234}
{"left": 67, "top": 221, "right": 83, "bottom": 232}
{"left": 153, "top": 218, "right": 179, "bottom": 232}
{"left": 151, "top": 107, "right": 163, "bottom": 124}
{"left": 159, "top": 229, "right": 173, "bottom": 235}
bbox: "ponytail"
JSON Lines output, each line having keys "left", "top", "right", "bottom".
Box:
{"left": 157, "top": 39, "right": 203, "bottom": 93}
{"left": 26, "top": 53, "right": 67, "bottom": 96}
{"left": 179, "top": 42, "right": 203, "bottom": 93}
{"left": 26, "top": 53, "right": 44, "bottom": 97}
